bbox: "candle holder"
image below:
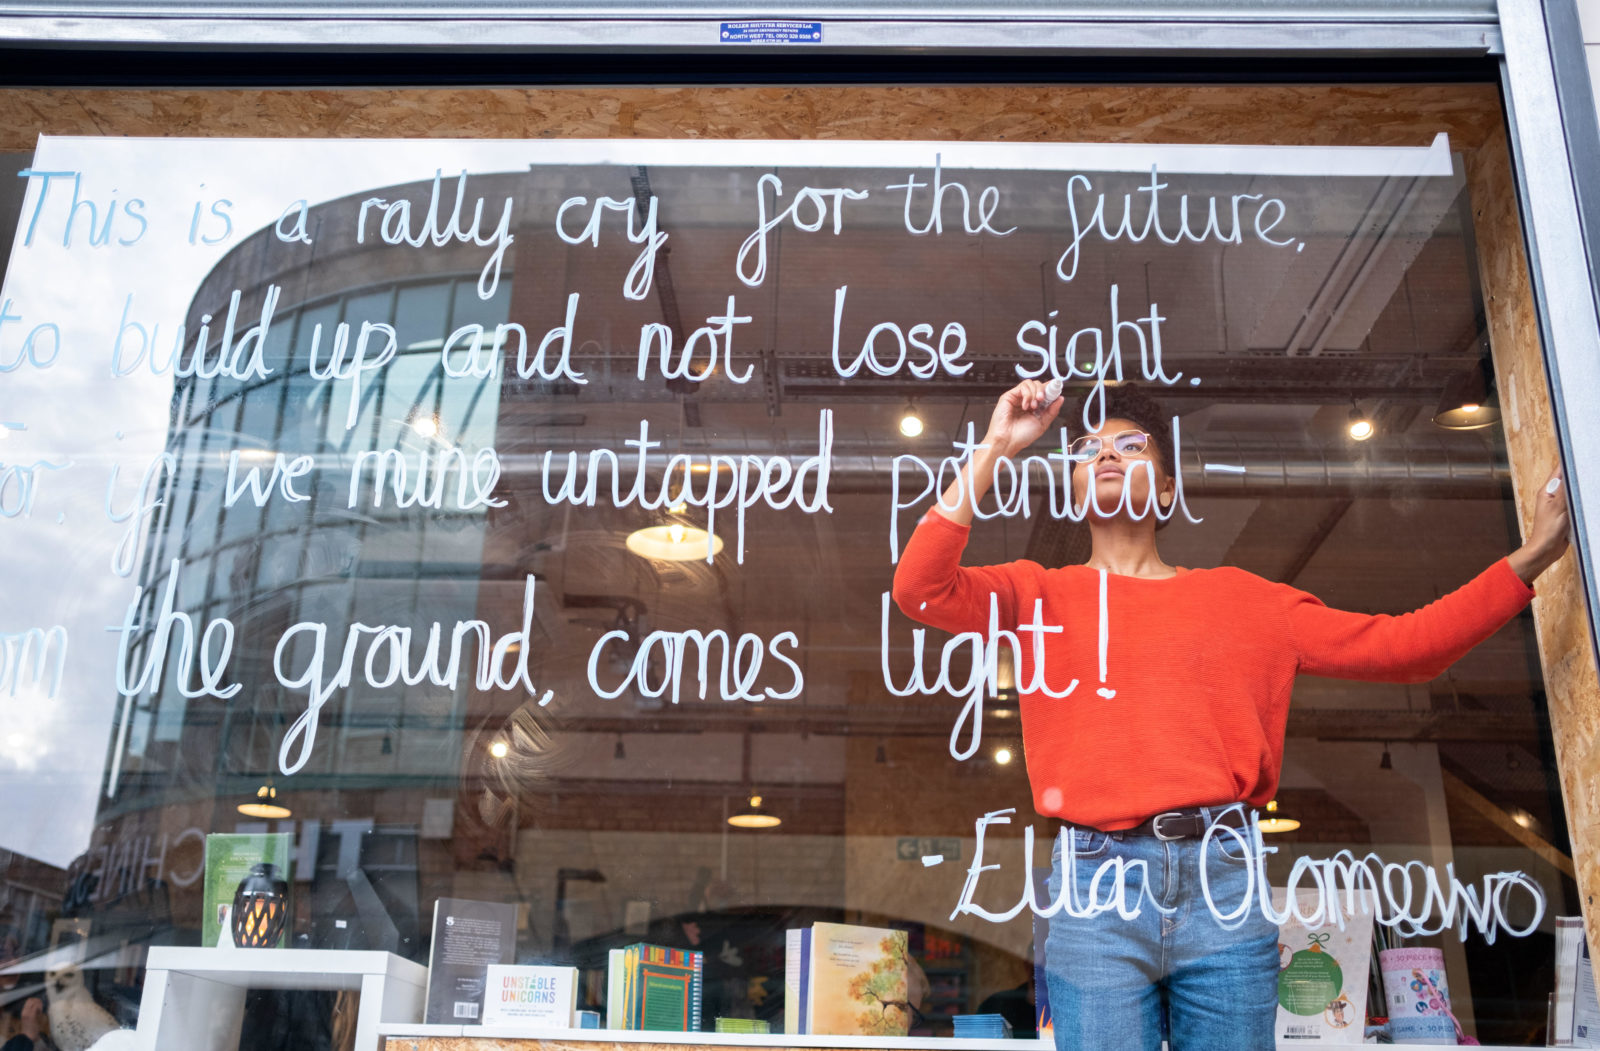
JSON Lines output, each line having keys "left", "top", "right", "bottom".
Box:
{"left": 231, "top": 863, "right": 288, "bottom": 948}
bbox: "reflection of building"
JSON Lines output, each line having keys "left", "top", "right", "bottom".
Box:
{"left": 112, "top": 180, "right": 515, "bottom": 801}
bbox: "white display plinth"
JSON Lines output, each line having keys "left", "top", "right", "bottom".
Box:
{"left": 135, "top": 947, "right": 426, "bottom": 1051}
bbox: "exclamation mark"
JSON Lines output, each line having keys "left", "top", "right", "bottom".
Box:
{"left": 1097, "top": 569, "right": 1117, "bottom": 699}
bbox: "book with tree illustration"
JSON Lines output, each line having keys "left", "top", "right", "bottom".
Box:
{"left": 805, "top": 922, "right": 911, "bottom": 1036}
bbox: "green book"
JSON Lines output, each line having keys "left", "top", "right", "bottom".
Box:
{"left": 203, "top": 833, "right": 293, "bottom": 948}
{"left": 621, "top": 942, "right": 702, "bottom": 1032}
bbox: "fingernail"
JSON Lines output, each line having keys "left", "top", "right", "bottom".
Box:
{"left": 1547, "top": 477, "right": 1562, "bottom": 495}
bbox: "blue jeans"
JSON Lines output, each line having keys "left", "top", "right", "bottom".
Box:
{"left": 1044, "top": 810, "right": 1280, "bottom": 1051}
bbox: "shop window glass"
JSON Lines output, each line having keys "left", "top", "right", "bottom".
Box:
{"left": 0, "top": 117, "right": 1587, "bottom": 1051}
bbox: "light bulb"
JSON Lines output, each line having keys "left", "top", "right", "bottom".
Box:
{"left": 994, "top": 747, "right": 1013, "bottom": 765}
{"left": 899, "top": 406, "right": 924, "bottom": 438}
{"left": 489, "top": 739, "right": 509, "bottom": 759}
{"left": 668, "top": 523, "right": 686, "bottom": 544}
{"left": 1349, "top": 418, "right": 1374, "bottom": 441}
{"left": 412, "top": 415, "right": 440, "bottom": 438}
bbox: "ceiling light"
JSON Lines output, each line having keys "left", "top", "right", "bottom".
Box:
{"left": 411, "top": 414, "right": 440, "bottom": 438}
{"left": 1258, "top": 799, "right": 1301, "bottom": 834}
{"left": 237, "top": 784, "right": 292, "bottom": 820}
{"left": 1433, "top": 362, "right": 1502, "bottom": 431}
{"left": 991, "top": 707, "right": 1018, "bottom": 720}
{"left": 614, "top": 736, "right": 626, "bottom": 760}
{"left": 899, "top": 404, "right": 924, "bottom": 438}
{"left": 1510, "top": 807, "right": 1536, "bottom": 830}
{"left": 1347, "top": 402, "right": 1374, "bottom": 442}
{"left": 489, "top": 738, "right": 509, "bottom": 759}
{"left": 875, "top": 743, "right": 887, "bottom": 764}
{"left": 994, "top": 747, "right": 1013, "bottom": 765}
{"left": 626, "top": 524, "right": 725, "bottom": 562}
{"left": 1380, "top": 745, "right": 1392, "bottom": 770}
{"left": 728, "top": 794, "right": 781, "bottom": 829}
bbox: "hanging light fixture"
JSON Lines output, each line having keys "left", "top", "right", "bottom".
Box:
{"left": 1258, "top": 799, "right": 1301, "bottom": 834}
{"left": 614, "top": 735, "right": 627, "bottom": 761}
{"left": 899, "top": 403, "right": 924, "bottom": 438}
{"left": 1432, "top": 359, "right": 1502, "bottom": 430}
{"left": 728, "top": 793, "right": 781, "bottom": 829}
{"left": 1379, "top": 744, "right": 1393, "bottom": 770}
{"left": 237, "top": 783, "right": 291, "bottom": 820}
{"left": 1347, "top": 399, "right": 1374, "bottom": 442}
{"left": 626, "top": 522, "right": 725, "bottom": 561}
{"left": 994, "top": 746, "right": 1014, "bottom": 765}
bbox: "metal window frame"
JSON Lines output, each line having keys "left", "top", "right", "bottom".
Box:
{"left": 1498, "top": 0, "right": 1600, "bottom": 664}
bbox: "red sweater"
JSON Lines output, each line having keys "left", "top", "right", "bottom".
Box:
{"left": 892, "top": 512, "right": 1535, "bottom": 831}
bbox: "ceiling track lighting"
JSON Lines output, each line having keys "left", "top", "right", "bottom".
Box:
{"left": 899, "top": 403, "right": 924, "bottom": 438}
{"left": 1347, "top": 398, "right": 1375, "bottom": 442}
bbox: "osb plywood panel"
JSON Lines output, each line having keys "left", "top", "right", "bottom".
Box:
{"left": 1467, "top": 126, "right": 1600, "bottom": 997}
{"left": 0, "top": 84, "right": 1502, "bottom": 151}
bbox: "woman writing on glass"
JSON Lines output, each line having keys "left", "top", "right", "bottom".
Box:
{"left": 892, "top": 380, "right": 1570, "bottom": 1051}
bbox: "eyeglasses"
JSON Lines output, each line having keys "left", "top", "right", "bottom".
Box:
{"left": 1066, "top": 429, "right": 1152, "bottom": 463}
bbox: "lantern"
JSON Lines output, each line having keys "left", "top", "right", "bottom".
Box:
{"left": 231, "top": 863, "right": 288, "bottom": 948}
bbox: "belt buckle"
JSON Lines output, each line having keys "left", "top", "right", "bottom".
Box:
{"left": 1151, "top": 811, "right": 1188, "bottom": 841}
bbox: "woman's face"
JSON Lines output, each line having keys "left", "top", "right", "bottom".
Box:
{"left": 1069, "top": 415, "right": 1174, "bottom": 519}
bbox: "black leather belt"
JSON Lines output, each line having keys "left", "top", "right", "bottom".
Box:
{"left": 1116, "top": 805, "right": 1248, "bottom": 840}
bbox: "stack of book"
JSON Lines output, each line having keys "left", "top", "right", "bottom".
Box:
{"left": 715, "top": 1018, "right": 771, "bottom": 1034}
{"left": 784, "top": 921, "right": 911, "bottom": 1036}
{"left": 606, "top": 942, "right": 704, "bottom": 1032}
{"left": 952, "top": 1014, "right": 1012, "bottom": 1039}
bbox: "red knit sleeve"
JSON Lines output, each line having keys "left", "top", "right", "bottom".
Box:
{"left": 1287, "top": 557, "right": 1534, "bottom": 683}
{"left": 891, "top": 511, "right": 1024, "bottom": 635}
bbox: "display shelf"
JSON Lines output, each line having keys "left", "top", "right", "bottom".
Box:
{"left": 376, "top": 1029, "right": 1049, "bottom": 1050}
{"left": 374, "top": 1029, "right": 1539, "bottom": 1051}
{"left": 136, "top": 947, "right": 426, "bottom": 1051}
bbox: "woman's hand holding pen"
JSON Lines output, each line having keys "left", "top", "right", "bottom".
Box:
{"left": 1508, "top": 464, "right": 1571, "bottom": 585}
{"left": 984, "top": 378, "right": 1065, "bottom": 458}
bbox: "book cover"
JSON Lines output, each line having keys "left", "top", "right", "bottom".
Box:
{"left": 621, "top": 943, "right": 703, "bottom": 1032}
{"left": 607, "top": 948, "right": 626, "bottom": 1029}
{"left": 805, "top": 922, "right": 911, "bottom": 1037}
{"left": 1272, "top": 887, "right": 1375, "bottom": 1044}
{"left": 481, "top": 965, "right": 579, "bottom": 1028}
{"left": 785, "top": 929, "right": 802, "bottom": 1035}
{"left": 1576, "top": 934, "right": 1600, "bottom": 1046}
{"left": 799, "top": 928, "right": 811, "bottom": 1034}
{"left": 203, "top": 833, "right": 293, "bottom": 949}
{"left": 424, "top": 898, "right": 518, "bottom": 1024}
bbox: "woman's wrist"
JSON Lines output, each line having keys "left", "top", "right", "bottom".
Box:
{"left": 980, "top": 431, "right": 1014, "bottom": 461}
{"left": 1508, "top": 541, "right": 1557, "bottom": 586}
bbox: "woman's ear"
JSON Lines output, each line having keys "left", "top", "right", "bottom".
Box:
{"left": 1158, "top": 481, "right": 1174, "bottom": 509}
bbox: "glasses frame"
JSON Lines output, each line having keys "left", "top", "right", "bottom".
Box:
{"left": 1066, "top": 429, "right": 1153, "bottom": 464}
